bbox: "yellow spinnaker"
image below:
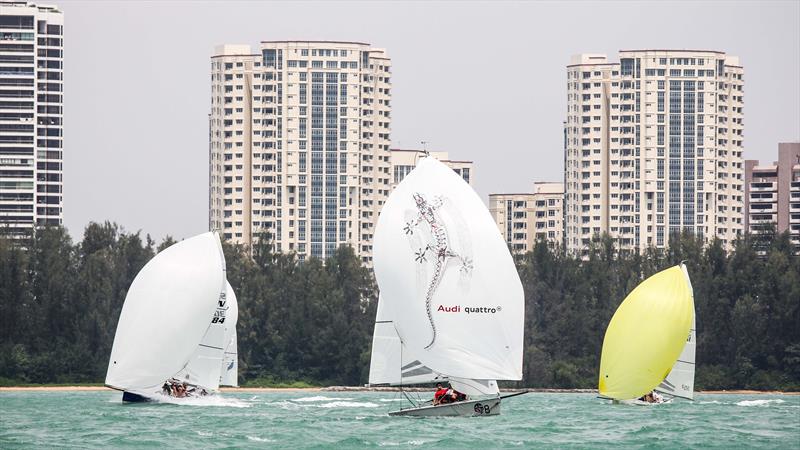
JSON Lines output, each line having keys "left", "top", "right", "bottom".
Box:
{"left": 598, "top": 265, "right": 694, "bottom": 400}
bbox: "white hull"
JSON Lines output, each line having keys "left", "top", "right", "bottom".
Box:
{"left": 389, "top": 398, "right": 501, "bottom": 417}
{"left": 613, "top": 398, "right": 672, "bottom": 406}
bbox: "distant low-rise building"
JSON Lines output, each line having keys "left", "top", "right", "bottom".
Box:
{"left": 489, "top": 182, "right": 564, "bottom": 253}
{"left": 389, "top": 148, "right": 472, "bottom": 187}
{"left": 744, "top": 142, "right": 800, "bottom": 251}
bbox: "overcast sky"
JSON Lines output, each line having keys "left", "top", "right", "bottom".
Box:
{"left": 61, "top": 0, "right": 800, "bottom": 242}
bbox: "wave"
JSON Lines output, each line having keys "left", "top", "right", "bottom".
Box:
{"left": 736, "top": 399, "right": 786, "bottom": 407}
{"left": 247, "top": 436, "right": 275, "bottom": 443}
{"left": 292, "top": 395, "right": 353, "bottom": 402}
{"left": 263, "top": 400, "right": 304, "bottom": 410}
{"left": 378, "top": 440, "right": 428, "bottom": 446}
{"left": 379, "top": 398, "right": 404, "bottom": 402}
{"left": 315, "top": 401, "right": 380, "bottom": 408}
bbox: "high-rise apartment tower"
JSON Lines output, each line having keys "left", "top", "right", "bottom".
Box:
{"left": 209, "top": 41, "right": 391, "bottom": 263}
{"left": 0, "top": 1, "right": 63, "bottom": 236}
{"left": 564, "top": 50, "right": 744, "bottom": 256}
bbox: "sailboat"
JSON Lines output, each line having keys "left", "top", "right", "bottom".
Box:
{"left": 598, "top": 263, "right": 696, "bottom": 405}
{"left": 370, "top": 155, "right": 526, "bottom": 417}
{"left": 105, "top": 231, "right": 233, "bottom": 402}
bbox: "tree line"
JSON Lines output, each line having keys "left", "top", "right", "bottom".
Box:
{"left": 0, "top": 222, "right": 797, "bottom": 390}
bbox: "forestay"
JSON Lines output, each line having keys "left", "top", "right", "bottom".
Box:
{"left": 372, "top": 156, "right": 524, "bottom": 383}
{"left": 105, "top": 232, "right": 226, "bottom": 393}
{"left": 220, "top": 280, "right": 239, "bottom": 387}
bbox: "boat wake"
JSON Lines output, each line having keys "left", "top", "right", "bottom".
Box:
{"left": 155, "top": 393, "right": 252, "bottom": 408}
{"left": 736, "top": 399, "right": 786, "bottom": 407}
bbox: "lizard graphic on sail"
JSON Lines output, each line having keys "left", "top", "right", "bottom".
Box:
{"left": 403, "top": 192, "right": 474, "bottom": 349}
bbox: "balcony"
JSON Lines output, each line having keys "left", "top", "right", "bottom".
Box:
{"left": 751, "top": 204, "right": 778, "bottom": 214}
{"left": 750, "top": 182, "right": 776, "bottom": 192}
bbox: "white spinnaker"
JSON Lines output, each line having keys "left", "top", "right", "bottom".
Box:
{"left": 105, "top": 232, "right": 226, "bottom": 393}
{"left": 368, "top": 295, "right": 445, "bottom": 386}
{"left": 220, "top": 280, "right": 239, "bottom": 387}
{"left": 373, "top": 157, "right": 524, "bottom": 382}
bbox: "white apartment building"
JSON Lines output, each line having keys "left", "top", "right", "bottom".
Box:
{"left": 564, "top": 50, "right": 744, "bottom": 256}
{"left": 0, "top": 1, "right": 63, "bottom": 236}
{"left": 489, "top": 182, "right": 564, "bottom": 253}
{"left": 209, "top": 41, "right": 391, "bottom": 263}
{"left": 389, "top": 148, "right": 473, "bottom": 187}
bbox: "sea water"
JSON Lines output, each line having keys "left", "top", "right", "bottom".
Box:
{"left": 1, "top": 391, "right": 798, "bottom": 448}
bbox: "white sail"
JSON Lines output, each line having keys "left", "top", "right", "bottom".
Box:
{"left": 369, "top": 295, "right": 445, "bottom": 386}
{"left": 657, "top": 316, "right": 696, "bottom": 400}
{"left": 448, "top": 377, "right": 499, "bottom": 397}
{"left": 220, "top": 280, "right": 239, "bottom": 387}
{"left": 105, "top": 232, "right": 226, "bottom": 393}
{"left": 372, "top": 157, "right": 524, "bottom": 382}
{"left": 656, "top": 264, "right": 696, "bottom": 400}
{"left": 172, "top": 281, "right": 230, "bottom": 391}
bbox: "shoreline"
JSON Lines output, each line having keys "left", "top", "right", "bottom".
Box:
{"left": 0, "top": 386, "right": 797, "bottom": 395}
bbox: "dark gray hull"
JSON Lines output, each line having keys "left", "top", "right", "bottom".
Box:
{"left": 389, "top": 398, "right": 501, "bottom": 417}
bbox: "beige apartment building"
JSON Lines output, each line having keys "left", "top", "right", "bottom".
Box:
{"left": 0, "top": 1, "right": 63, "bottom": 236}
{"left": 489, "top": 182, "right": 564, "bottom": 254}
{"left": 389, "top": 148, "right": 473, "bottom": 187}
{"left": 209, "top": 41, "right": 391, "bottom": 263}
{"left": 744, "top": 142, "right": 800, "bottom": 251}
{"left": 564, "top": 50, "right": 744, "bottom": 256}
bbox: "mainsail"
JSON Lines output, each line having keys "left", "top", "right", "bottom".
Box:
{"left": 598, "top": 264, "right": 695, "bottom": 401}
{"left": 172, "top": 279, "right": 229, "bottom": 391}
{"left": 368, "top": 295, "right": 446, "bottom": 386}
{"left": 371, "top": 156, "right": 524, "bottom": 387}
{"left": 105, "top": 232, "right": 227, "bottom": 394}
{"left": 220, "top": 280, "right": 239, "bottom": 387}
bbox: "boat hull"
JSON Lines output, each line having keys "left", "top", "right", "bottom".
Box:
{"left": 122, "top": 391, "right": 155, "bottom": 403}
{"left": 389, "top": 398, "right": 501, "bottom": 417}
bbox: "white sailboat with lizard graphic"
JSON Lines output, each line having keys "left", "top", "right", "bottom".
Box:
{"left": 370, "top": 155, "right": 526, "bottom": 417}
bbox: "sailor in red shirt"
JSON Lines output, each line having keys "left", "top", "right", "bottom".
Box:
{"left": 433, "top": 383, "right": 448, "bottom": 405}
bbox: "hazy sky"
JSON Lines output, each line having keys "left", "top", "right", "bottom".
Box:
{"left": 61, "top": 0, "right": 800, "bottom": 242}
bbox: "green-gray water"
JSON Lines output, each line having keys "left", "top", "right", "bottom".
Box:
{"left": 1, "top": 391, "right": 798, "bottom": 448}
